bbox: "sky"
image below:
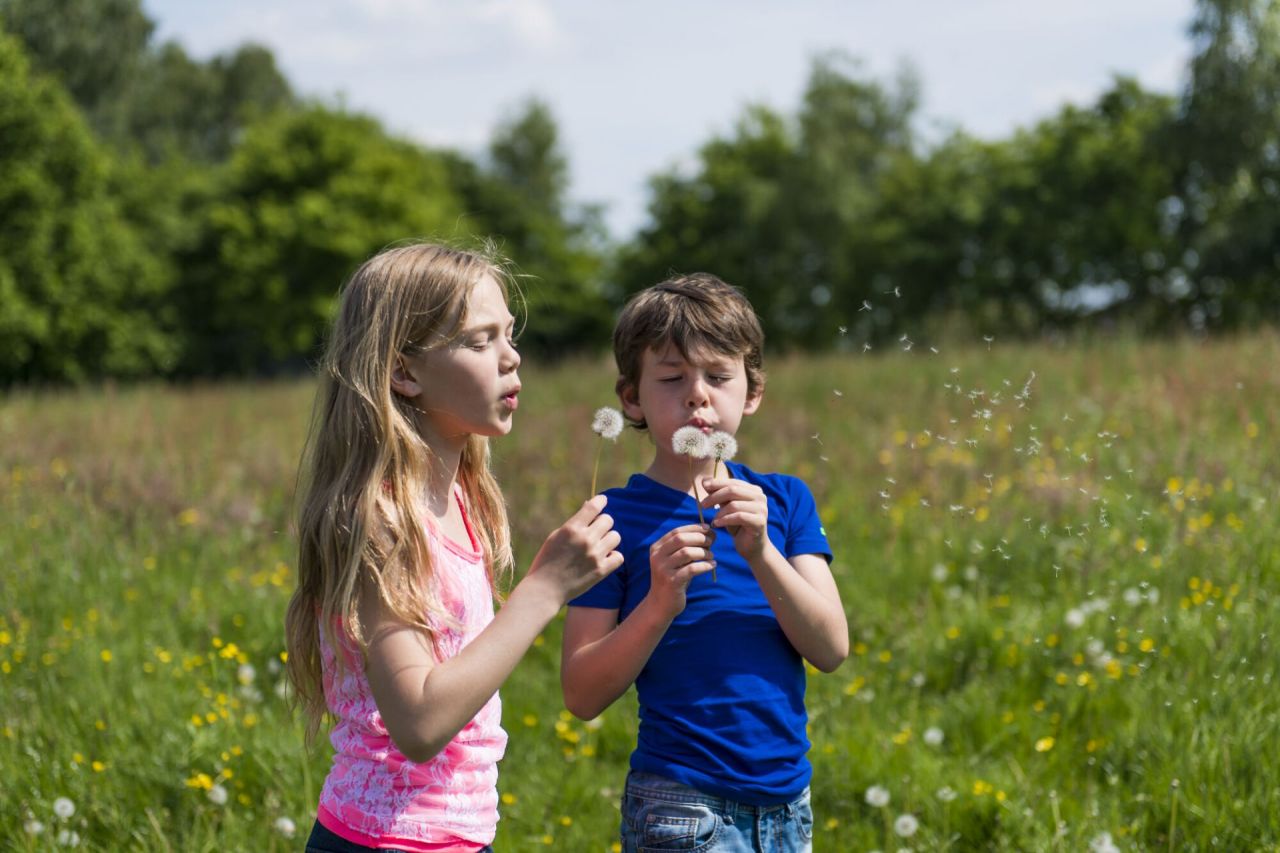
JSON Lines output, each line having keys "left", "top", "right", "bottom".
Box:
{"left": 142, "top": 0, "right": 1197, "bottom": 239}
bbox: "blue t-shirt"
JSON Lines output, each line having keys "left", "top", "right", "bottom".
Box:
{"left": 570, "top": 461, "right": 832, "bottom": 805}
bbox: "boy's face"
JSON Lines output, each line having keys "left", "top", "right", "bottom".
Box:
{"left": 620, "top": 342, "right": 762, "bottom": 459}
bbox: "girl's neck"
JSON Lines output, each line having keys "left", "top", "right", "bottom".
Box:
{"left": 420, "top": 434, "right": 465, "bottom": 520}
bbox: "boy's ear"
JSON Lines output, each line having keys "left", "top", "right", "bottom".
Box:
{"left": 390, "top": 354, "right": 423, "bottom": 399}
{"left": 618, "top": 380, "right": 643, "bottom": 422}
{"left": 743, "top": 384, "right": 764, "bottom": 417}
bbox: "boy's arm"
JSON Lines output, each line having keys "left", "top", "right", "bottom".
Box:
{"left": 702, "top": 477, "right": 849, "bottom": 672}
{"left": 746, "top": 547, "right": 849, "bottom": 672}
{"left": 561, "top": 523, "right": 716, "bottom": 720}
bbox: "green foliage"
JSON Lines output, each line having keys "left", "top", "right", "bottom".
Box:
{"left": 173, "top": 106, "right": 471, "bottom": 374}
{"left": 450, "top": 99, "right": 611, "bottom": 354}
{"left": 0, "top": 32, "right": 175, "bottom": 383}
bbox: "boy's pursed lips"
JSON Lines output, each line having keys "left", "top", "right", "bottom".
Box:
{"left": 686, "top": 416, "right": 715, "bottom": 432}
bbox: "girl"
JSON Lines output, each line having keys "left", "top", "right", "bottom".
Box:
{"left": 286, "top": 243, "right": 623, "bottom": 853}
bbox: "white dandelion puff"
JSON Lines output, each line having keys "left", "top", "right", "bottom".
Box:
{"left": 56, "top": 829, "right": 80, "bottom": 847}
{"left": 589, "top": 406, "right": 625, "bottom": 494}
{"left": 274, "top": 817, "right": 297, "bottom": 838}
{"left": 207, "top": 784, "right": 228, "bottom": 806}
{"left": 52, "top": 798, "right": 75, "bottom": 820}
{"left": 237, "top": 663, "right": 256, "bottom": 685}
{"left": 24, "top": 819, "right": 44, "bottom": 836}
{"left": 865, "top": 785, "right": 891, "bottom": 808}
{"left": 936, "top": 786, "right": 957, "bottom": 802}
{"left": 923, "top": 726, "right": 944, "bottom": 746}
{"left": 591, "top": 407, "right": 624, "bottom": 440}
{"left": 672, "top": 425, "right": 712, "bottom": 458}
{"left": 893, "top": 814, "right": 919, "bottom": 838}
{"left": 708, "top": 431, "right": 738, "bottom": 465}
{"left": 1090, "top": 832, "right": 1121, "bottom": 853}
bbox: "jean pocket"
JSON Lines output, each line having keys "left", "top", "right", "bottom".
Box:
{"left": 791, "top": 788, "right": 814, "bottom": 843}
{"left": 626, "top": 799, "right": 720, "bottom": 852}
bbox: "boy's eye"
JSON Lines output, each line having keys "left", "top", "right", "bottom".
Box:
{"left": 659, "top": 376, "right": 681, "bottom": 383}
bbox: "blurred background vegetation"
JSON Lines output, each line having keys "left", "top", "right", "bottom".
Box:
{"left": 1, "top": 0, "right": 1277, "bottom": 385}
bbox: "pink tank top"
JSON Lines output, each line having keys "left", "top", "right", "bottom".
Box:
{"left": 317, "top": 490, "right": 508, "bottom": 851}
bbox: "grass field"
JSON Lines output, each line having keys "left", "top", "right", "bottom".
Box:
{"left": 2, "top": 332, "right": 1277, "bottom": 851}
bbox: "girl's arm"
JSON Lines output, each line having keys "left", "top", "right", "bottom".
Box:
{"left": 560, "top": 524, "right": 715, "bottom": 720}
{"left": 702, "top": 478, "right": 849, "bottom": 672}
{"left": 364, "top": 497, "right": 622, "bottom": 764}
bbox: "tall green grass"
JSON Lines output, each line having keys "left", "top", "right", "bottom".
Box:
{"left": 2, "top": 333, "right": 1277, "bottom": 851}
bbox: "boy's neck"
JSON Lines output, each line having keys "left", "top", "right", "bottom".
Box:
{"left": 643, "top": 452, "right": 724, "bottom": 496}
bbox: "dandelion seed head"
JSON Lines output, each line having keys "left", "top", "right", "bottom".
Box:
{"left": 923, "top": 726, "right": 944, "bottom": 746}
{"left": 672, "top": 426, "right": 711, "bottom": 458}
{"left": 865, "top": 785, "right": 890, "bottom": 808}
{"left": 52, "top": 798, "right": 75, "bottom": 820}
{"left": 936, "top": 786, "right": 957, "bottom": 802}
{"left": 709, "top": 431, "right": 738, "bottom": 461}
{"left": 56, "top": 829, "right": 80, "bottom": 848}
{"left": 208, "top": 784, "right": 228, "bottom": 806}
{"left": 24, "top": 819, "right": 44, "bottom": 836}
{"left": 591, "top": 407, "right": 624, "bottom": 440}
{"left": 274, "top": 817, "right": 297, "bottom": 837}
{"left": 893, "top": 814, "right": 919, "bottom": 837}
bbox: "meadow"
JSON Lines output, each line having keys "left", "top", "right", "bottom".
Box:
{"left": 2, "top": 332, "right": 1277, "bottom": 851}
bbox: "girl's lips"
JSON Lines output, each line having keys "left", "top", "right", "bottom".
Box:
{"left": 502, "top": 392, "right": 519, "bottom": 410}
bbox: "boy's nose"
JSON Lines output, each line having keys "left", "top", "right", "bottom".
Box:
{"left": 686, "top": 378, "right": 709, "bottom": 407}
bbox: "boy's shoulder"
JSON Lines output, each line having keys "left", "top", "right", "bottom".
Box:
{"left": 725, "top": 460, "right": 814, "bottom": 498}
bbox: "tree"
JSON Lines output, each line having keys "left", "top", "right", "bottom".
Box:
{"left": 0, "top": 32, "right": 174, "bottom": 383}
{"left": 174, "top": 106, "right": 469, "bottom": 374}
{"left": 450, "top": 99, "right": 611, "bottom": 354}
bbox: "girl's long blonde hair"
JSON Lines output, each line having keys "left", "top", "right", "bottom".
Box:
{"left": 286, "top": 242, "right": 516, "bottom": 745}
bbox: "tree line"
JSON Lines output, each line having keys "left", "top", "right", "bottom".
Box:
{"left": 1, "top": 0, "right": 1276, "bottom": 383}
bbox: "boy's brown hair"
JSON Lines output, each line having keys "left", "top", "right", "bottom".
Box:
{"left": 613, "top": 273, "right": 765, "bottom": 430}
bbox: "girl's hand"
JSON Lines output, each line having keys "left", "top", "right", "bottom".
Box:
{"left": 646, "top": 523, "right": 717, "bottom": 617}
{"left": 527, "top": 495, "right": 624, "bottom": 605}
{"left": 701, "top": 478, "right": 769, "bottom": 562}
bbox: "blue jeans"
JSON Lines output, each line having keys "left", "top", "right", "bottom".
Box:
{"left": 620, "top": 770, "right": 814, "bottom": 853}
{"left": 305, "top": 820, "right": 494, "bottom": 853}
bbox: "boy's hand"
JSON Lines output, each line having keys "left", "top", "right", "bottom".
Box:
{"left": 701, "top": 478, "right": 769, "bottom": 562}
{"left": 647, "top": 523, "right": 716, "bottom": 616}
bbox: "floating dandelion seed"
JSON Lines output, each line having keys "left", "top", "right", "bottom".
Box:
{"left": 865, "top": 785, "right": 891, "bottom": 808}
{"left": 860, "top": 300, "right": 872, "bottom": 311}
{"left": 589, "top": 407, "right": 624, "bottom": 494}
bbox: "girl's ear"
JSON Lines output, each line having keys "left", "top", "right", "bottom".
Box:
{"left": 390, "top": 354, "right": 423, "bottom": 399}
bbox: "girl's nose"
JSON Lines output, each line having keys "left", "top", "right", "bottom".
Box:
{"left": 501, "top": 340, "right": 521, "bottom": 372}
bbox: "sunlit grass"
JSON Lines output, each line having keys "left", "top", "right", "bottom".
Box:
{"left": 2, "top": 332, "right": 1277, "bottom": 850}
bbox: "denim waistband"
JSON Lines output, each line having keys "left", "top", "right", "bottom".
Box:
{"left": 624, "top": 770, "right": 806, "bottom": 816}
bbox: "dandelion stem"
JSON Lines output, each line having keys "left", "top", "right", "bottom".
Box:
{"left": 1168, "top": 780, "right": 1179, "bottom": 852}
{"left": 591, "top": 440, "right": 602, "bottom": 495}
{"left": 688, "top": 456, "right": 715, "bottom": 582}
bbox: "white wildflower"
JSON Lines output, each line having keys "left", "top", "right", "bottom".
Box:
{"left": 708, "top": 430, "right": 738, "bottom": 462}
{"left": 893, "top": 813, "right": 919, "bottom": 837}
{"left": 864, "top": 785, "right": 890, "bottom": 808}
{"left": 1090, "top": 831, "right": 1121, "bottom": 853}
{"left": 672, "top": 425, "right": 711, "bottom": 458}
{"left": 923, "top": 726, "right": 944, "bottom": 746}
{"left": 1065, "top": 608, "right": 1086, "bottom": 628}
{"left": 53, "top": 798, "right": 75, "bottom": 820}
{"left": 591, "top": 407, "right": 624, "bottom": 440}
{"left": 274, "top": 816, "right": 297, "bottom": 837}
{"left": 237, "top": 663, "right": 256, "bottom": 685}
{"left": 207, "top": 784, "right": 228, "bottom": 806}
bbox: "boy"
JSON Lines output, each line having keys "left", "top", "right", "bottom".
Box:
{"left": 561, "top": 273, "right": 848, "bottom": 852}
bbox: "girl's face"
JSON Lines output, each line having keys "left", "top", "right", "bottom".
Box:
{"left": 395, "top": 274, "right": 521, "bottom": 447}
